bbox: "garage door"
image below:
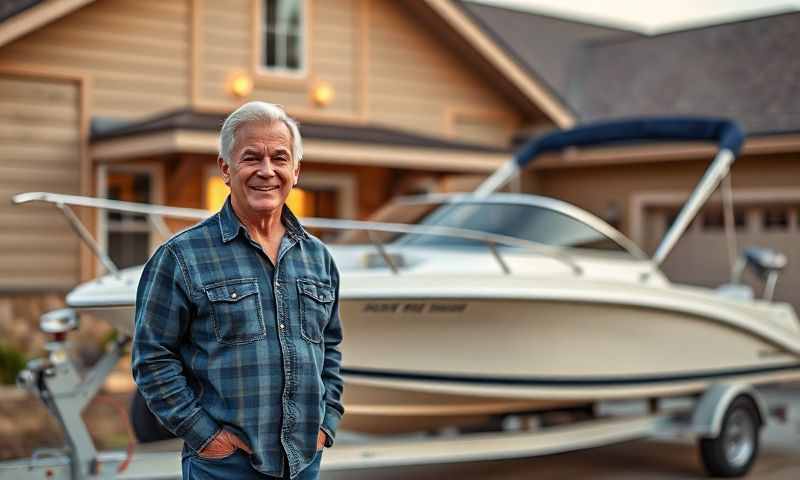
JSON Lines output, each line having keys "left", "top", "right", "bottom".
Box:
{"left": 644, "top": 202, "right": 800, "bottom": 309}
{"left": 0, "top": 73, "right": 82, "bottom": 291}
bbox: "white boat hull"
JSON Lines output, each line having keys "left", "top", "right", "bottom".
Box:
{"left": 336, "top": 281, "right": 800, "bottom": 431}
{"left": 75, "top": 273, "right": 800, "bottom": 434}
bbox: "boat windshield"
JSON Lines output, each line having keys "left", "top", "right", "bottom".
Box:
{"left": 337, "top": 199, "right": 630, "bottom": 253}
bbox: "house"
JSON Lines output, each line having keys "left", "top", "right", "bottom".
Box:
{"left": 0, "top": 0, "right": 571, "bottom": 317}
{"left": 0, "top": 0, "right": 798, "bottom": 324}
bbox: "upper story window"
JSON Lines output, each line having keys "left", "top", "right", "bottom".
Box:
{"left": 262, "top": 0, "right": 304, "bottom": 72}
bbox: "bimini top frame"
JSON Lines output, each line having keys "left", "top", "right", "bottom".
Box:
{"left": 474, "top": 117, "right": 745, "bottom": 267}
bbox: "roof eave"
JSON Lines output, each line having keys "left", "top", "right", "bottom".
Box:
{"left": 0, "top": 0, "right": 95, "bottom": 48}
{"left": 91, "top": 128, "right": 509, "bottom": 173}
{"left": 423, "top": 0, "right": 576, "bottom": 128}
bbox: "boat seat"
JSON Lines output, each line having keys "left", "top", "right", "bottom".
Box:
{"left": 721, "top": 247, "right": 788, "bottom": 301}
{"left": 742, "top": 247, "right": 787, "bottom": 276}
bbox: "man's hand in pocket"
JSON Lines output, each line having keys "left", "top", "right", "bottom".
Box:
{"left": 316, "top": 430, "right": 327, "bottom": 451}
{"left": 198, "top": 430, "right": 252, "bottom": 459}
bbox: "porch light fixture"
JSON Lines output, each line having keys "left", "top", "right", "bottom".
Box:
{"left": 227, "top": 71, "right": 254, "bottom": 98}
{"left": 312, "top": 81, "right": 335, "bottom": 107}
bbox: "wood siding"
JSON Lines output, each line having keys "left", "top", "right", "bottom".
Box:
{"left": 196, "top": 0, "right": 522, "bottom": 145}
{"left": 366, "top": 0, "right": 521, "bottom": 142}
{"left": 0, "top": 0, "right": 533, "bottom": 142}
{"left": 0, "top": 0, "right": 190, "bottom": 119}
{"left": 311, "top": 0, "right": 359, "bottom": 116}
{"left": 0, "top": 74, "right": 81, "bottom": 291}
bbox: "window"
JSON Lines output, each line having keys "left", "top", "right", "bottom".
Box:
{"left": 204, "top": 175, "right": 338, "bottom": 218}
{"left": 262, "top": 0, "right": 304, "bottom": 72}
{"left": 206, "top": 174, "right": 228, "bottom": 212}
{"left": 105, "top": 171, "right": 153, "bottom": 270}
{"left": 762, "top": 206, "right": 790, "bottom": 231}
{"left": 286, "top": 187, "right": 338, "bottom": 218}
{"left": 701, "top": 207, "right": 746, "bottom": 231}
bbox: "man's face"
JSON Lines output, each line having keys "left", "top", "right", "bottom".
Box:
{"left": 219, "top": 120, "right": 300, "bottom": 217}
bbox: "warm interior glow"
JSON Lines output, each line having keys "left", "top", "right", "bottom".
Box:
{"left": 286, "top": 188, "right": 309, "bottom": 217}
{"left": 207, "top": 177, "right": 312, "bottom": 218}
{"left": 312, "top": 81, "right": 335, "bottom": 107}
{"left": 206, "top": 175, "right": 229, "bottom": 212}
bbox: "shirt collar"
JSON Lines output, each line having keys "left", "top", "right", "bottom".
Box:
{"left": 218, "top": 195, "right": 309, "bottom": 243}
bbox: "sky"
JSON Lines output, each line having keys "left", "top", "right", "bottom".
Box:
{"left": 470, "top": 0, "right": 800, "bottom": 33}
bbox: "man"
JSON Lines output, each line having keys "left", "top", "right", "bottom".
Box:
{"left": 132, "top": 101, "right": 344, "bottom": 480}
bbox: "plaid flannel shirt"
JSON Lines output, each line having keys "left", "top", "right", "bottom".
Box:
{"left": 132, "top": 197, "right": 344, "bottom": 478}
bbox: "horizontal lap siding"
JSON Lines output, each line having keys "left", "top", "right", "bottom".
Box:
{"left": 196, "top": 0, "right": 520, "bottom": 145}
{"left": 452, "top": 115, "right": 512, "bottom": 147}
{"left": 0, "top": 75, "right": 81, "bottom": 291}
{"left": 0, "top": 0, "right": 190, "bottom": 120}
{"left": 199, "top": 0, "right": 358, "bottom": 117}
{"left": 367, "top": 0, "right": 520, "bottom": 145}
{"left": 311, "top": 0, "right": 358, "bottom": 115}
{"left": 200, "top": 0, "right": 261, "bottom": 105}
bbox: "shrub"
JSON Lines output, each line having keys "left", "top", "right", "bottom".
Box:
{"left": 0, "top": 343, "right": 27, "bottom": 385}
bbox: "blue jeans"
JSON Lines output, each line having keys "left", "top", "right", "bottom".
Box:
{"left": 182, "top": 449, "right": 323, "bottom": 480}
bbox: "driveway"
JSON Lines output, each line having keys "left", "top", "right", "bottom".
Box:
{"left": 323, "top": 384, "right": 800, "bottom": 479}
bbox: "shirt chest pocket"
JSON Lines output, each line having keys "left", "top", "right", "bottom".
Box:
{"left": 204, "top": 279, "right": 267, "bottom": 345}
{"left": 297, "top": 278, "right": 334, "bottom": 344}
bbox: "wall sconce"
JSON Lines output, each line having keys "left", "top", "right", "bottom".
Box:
{"left": 227, "top": 72, "right": 253, "bottom": 98}
{"left": 311, "top": 81, "right": 335, "bottom": 107}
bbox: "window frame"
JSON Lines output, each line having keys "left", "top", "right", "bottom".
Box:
{"left": 96, "top": 163, "right": 164, "bottom": 273}
{"left": 253, "top": 0, "right": 311, "bottom": 81}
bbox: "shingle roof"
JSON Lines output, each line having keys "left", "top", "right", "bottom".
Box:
{"left": 90, "top": 109, "right": 509, "bottom": 153}
{"left": 464, "top": 3, "right": 800, "bottom": 134}
{"left": 574, "top": 12, "right": 800, "bottom": 134}
{"left": 458, "top": 1, "right": 639, "bottom": 102}
{"left": 0, "top": 0, "right": 43, "bottom": 23}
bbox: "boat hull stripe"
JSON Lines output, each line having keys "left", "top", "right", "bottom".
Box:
{"left": 341, "top": 363, "right": 800, "bottom": 387}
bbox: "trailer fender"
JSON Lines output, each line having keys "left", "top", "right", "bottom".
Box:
{"left": 692, "top": 383, "right": 766, "bottom": 438}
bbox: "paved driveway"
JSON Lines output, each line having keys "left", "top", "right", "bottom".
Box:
{"left": 324, "top": 384, "right": 800, "bottom": 480}
{"left": 120, "top": 384, "right": 800, "bottom": 479}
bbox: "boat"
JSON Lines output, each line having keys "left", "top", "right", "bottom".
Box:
{"left": 14, "top": 117, "right": 800, "bottom": 436}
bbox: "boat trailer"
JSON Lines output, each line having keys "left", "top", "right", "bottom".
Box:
{"left": 0, "top": 306, "right": 785, "bottom": 479}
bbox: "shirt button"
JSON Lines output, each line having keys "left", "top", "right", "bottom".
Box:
{"left": 230, "top": 292, "right": 238, "bottom": 299}
{"left": 280, "top": 323, "right": 286, "bottom": 330}
{"left": 275, "top": 281, "right": 280, "bottom": 288}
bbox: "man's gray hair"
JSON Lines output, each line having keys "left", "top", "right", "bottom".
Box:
{"left": 218, "top": 101, "right": 303, "bottom": 166}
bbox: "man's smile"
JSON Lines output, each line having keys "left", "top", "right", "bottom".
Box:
{"left": 249, "top": 185, "right": 280, "bottom": 192}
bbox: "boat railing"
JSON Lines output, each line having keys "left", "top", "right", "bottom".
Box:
{"left": 12, "top": 191, "right": 583, "bottom": 276}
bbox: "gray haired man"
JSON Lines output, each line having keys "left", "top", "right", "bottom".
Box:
{"left": 132, "top": 101, "right": 344, "bottom": 479}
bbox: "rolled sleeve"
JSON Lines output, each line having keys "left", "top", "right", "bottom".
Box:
{"left": 178, "top": 409, "right": 222, "bottom": 453}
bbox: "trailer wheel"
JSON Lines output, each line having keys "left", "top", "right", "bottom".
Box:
{"left": 130, "top": 389, "right": 175, "bottom": 443}
{"left": 699, "top": 395, "right": 761, "bottom": 477}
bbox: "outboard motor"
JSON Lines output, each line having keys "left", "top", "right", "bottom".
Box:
{"left": 732, "top": 247, "right": 788, "bottom": 301}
